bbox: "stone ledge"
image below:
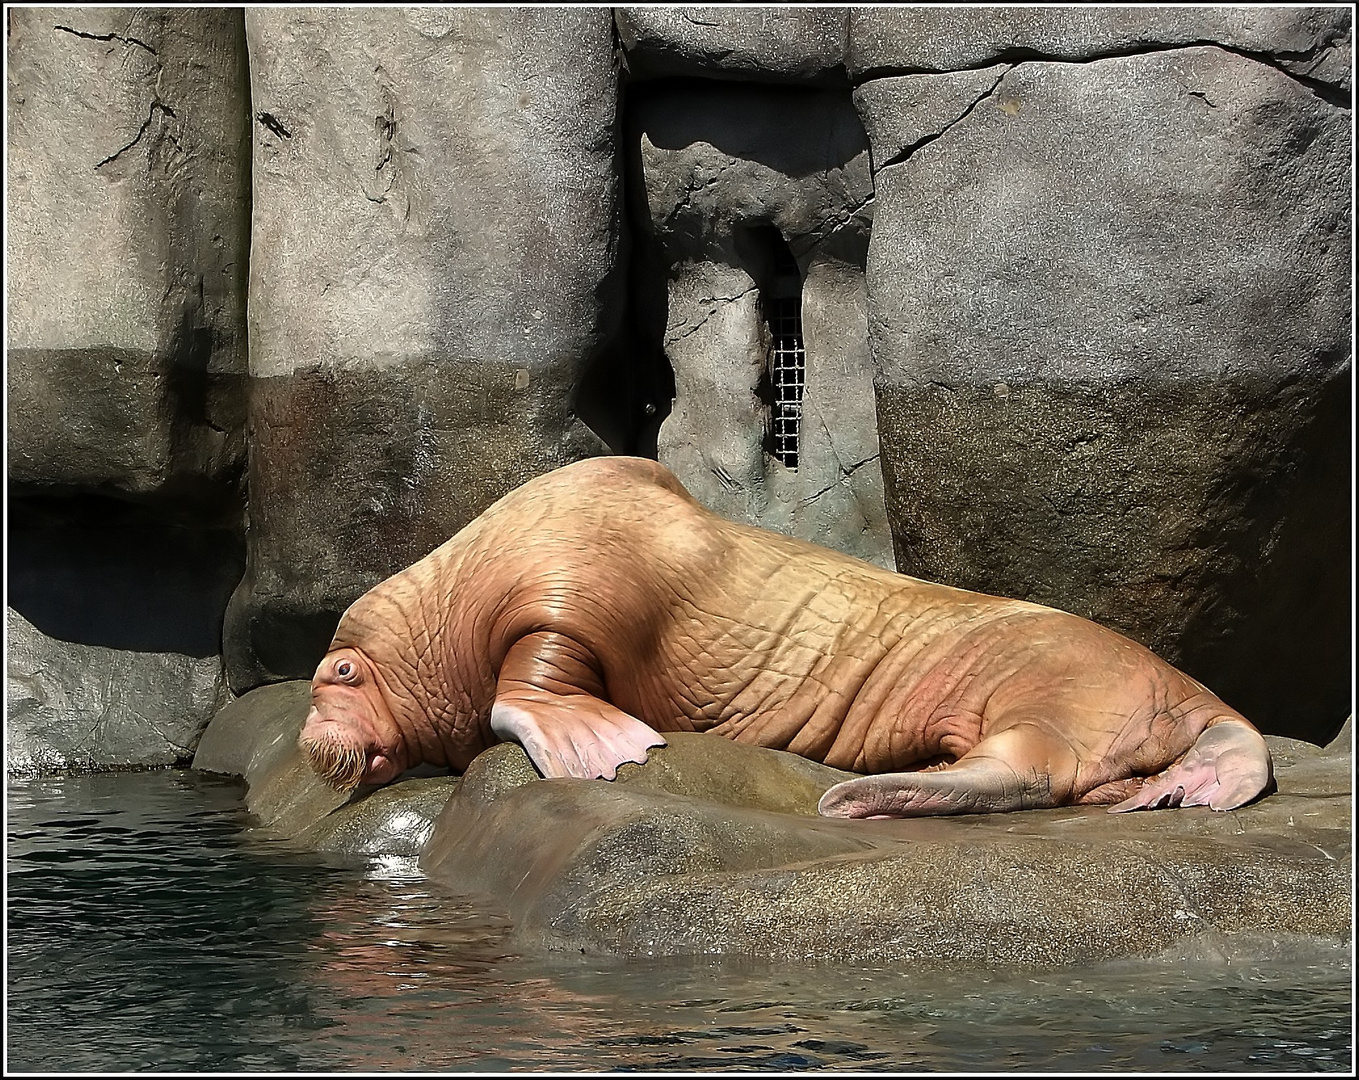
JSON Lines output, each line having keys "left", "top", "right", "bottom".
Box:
{"left": 193, "top": 681, "right": 1352, "bottom": 966}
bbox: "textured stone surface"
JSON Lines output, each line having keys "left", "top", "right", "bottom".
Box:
{"left": 617, "top": 6, "right": 848, "bottom": 84}
{"left": 859, "top": 47, "right": 1351, "bottom": 743}
{"left": 226, "top": 7, "right": 624, "bottom": 690}
{"left": 6, "top": 6, "right": 250, "bottom": 502}
{"left": 6, "top": 608, "right": 230, "bottom": 777}
{"left": 847, "top": 6, "right": 1353, "bottom": 92}
{"left": 419, "top": 731, "right": 1350, "bottom": 964}
{"left": 630, "top": 82, "right": 892, "bottom": 568}
{"left": 198, "top": 681, "right": 1351, "bottom": 966}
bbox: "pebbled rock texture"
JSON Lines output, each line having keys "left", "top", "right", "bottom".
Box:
{"left": 630, "top": 82, "right": 892, "bottom": 568}
{"left": 7, "top": 608, "right": 230, "bottom": 777}
{"left": 226, "top": 7, "right": 624, "bottom": 690}
{"left": 196, "top": 682, "right": 1352, "bottom": 967}
{"left": 858, "top": 45, "right": 1351, "bottom": 743}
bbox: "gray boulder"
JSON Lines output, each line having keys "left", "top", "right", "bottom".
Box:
{"left": 194, "top": 680, "right": 1351, "bottom": 966}
{"left": 420, "top": 730, "right": 1350, "bottom": 965}
{"left": 631, "top": 82, "right": 892, "bottom": 568}
{"left": 6, "top": 6, "right": 250, "bottom": 503}
{"left": 616, "top": 6, "right": 848, "bottom": 85}
{"left": 6, "top": 608, "right": 230, "bottom": 776}
{"left": 225, "top": 7, "right": 627, "bottom": 691}
{"left": 859, "top": 46, "right": 1351, "bottom": 743}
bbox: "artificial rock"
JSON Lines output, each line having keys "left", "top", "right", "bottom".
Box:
{"left": 846, "top": 6, "right": 1353, "bottom": 93}
{"left": 225, "top": 7, "right": 626, "bottom": 690}
{"left": 616, "top": 6, "right": 848, "bottom": 85}
{"left": 193, "top": 682, "right": 1352, "bottom": 967}
{"left": 6, "top": 6, "right": 250, "bottom": 502}
{"left": 629, "top": 81, "right": 892, "bottom": 568}
{"left": 7, "top": 608, "right": 229, "bottom": 777}
{"left": 858, "top": 45, "right": 1351, "bottom": 743}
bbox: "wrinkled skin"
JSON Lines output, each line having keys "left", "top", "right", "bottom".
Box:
{"left": 301, "top": 457, "right": 1274, "bottom": 817}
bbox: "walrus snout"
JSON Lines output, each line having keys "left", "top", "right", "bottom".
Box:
{"left": 299, "top": 704, "right": 406, "bottom": 791}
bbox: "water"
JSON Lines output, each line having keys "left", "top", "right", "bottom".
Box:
{"left": 6, "top": 770, "right": 1353, "bottom": 1072}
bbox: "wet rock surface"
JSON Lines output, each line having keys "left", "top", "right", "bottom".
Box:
{"left": 195, "top": 683, "right": 1352, "bottom": 967}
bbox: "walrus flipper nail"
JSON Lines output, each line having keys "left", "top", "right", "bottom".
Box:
{"left": 1107, "top": 718, "right": 1275, "bottom": 813}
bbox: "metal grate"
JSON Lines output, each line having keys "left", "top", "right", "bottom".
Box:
{"left": 767, "top": 296, "right": 805, "bottom": 470}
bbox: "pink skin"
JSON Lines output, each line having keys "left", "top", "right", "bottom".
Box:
{"left": 301, "top": 649, "right": 409, "bottom": 788}
{"left": 294, "top": 457, "right": 1276, "bottom": 816}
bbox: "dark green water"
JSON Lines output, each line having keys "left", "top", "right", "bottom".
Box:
{"left": 6, "top": 770, "right": 1353, "bottom": 1072}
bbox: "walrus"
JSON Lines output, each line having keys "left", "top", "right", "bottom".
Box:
{"left": 299, "top": 456, "right": 1274, "bottom": 817}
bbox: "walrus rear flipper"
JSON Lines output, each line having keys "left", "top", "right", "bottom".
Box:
{"left": 817, "top": 725, "right": 1078, "bottom": 818}
{"left": 491, "top": 631, "right": 667, "bottom": 781}
{"left": 1107, "top": 718, "right": 1275, "bottom": 813}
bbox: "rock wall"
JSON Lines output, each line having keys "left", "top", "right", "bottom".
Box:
{"left": 225, "top": 7, "right": 624, "bottom": 687}
{"left": 6, "top": 6, "right": 1352, "bottom": 774}
{"left": 850, "top": 11, "right": 1352, "bottom": 742}
{"left": 6, "top": 7, "right": 250, "bottom": 772}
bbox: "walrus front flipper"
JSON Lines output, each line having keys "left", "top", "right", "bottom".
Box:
{"left": 491, "top": 632, "right": 667, "bottom": 781}
{"left": 1107, "top": 718, "right": 1275, "bottom": 814}
{"left": 817, "top": 725, "right": 1078, "bottom": 818}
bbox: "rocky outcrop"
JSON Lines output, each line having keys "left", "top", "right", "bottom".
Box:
{"left": 857, "top": 44, "right": 1351, "bottom": 743}
{"left": 630, "top": 82, "right": 892, "bottom": 568}
{"left": 6, "top": 7, "right": 250, "bottom": 503}
{"left": 194, "top": 682, "right": 1352, "bottom": 966}
{"left": 225, "top": 7, "right": 626, "bottom": 689}
{"left": 7, "top": 608, "right": 230, "bottom": 775}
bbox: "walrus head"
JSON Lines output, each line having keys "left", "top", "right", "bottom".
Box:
{"left": 300, "top": 648, "right": 408, "bottom": 792}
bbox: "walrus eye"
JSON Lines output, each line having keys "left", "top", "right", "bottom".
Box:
{"left": 335, "top": 660, "right": 358, "bottom": 683}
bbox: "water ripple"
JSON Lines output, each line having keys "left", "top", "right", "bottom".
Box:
{"left": 6, "top": 770, "right": 1353, "bottom": 1072}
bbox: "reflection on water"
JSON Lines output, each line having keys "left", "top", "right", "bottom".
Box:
{"left": 6, "top": 770, "right": 1353, "bottom": 1072}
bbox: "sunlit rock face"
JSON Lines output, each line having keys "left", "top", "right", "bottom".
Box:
{"left": 847, "top": 14, "right": 1351, "bottom": 745}
{"left": 7, "top": 7, "right": 251, "bottom": 503}
{"left": 223, "top": 7, "right": 626, "bottom": 690}
{"left": 194, "top": 683, "right": 1352, "bottom": 967}
{"left": 7, "top": 5, "right": 1352, "bottom": 771}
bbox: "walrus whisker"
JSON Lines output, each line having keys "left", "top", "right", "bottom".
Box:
{"left": 299, "top": 732, "right": 367, "bottom": 792}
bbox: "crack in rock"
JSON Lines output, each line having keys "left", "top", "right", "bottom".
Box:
{"left": 54, "top": 22, "right": 157, "bottom": 55}
{"left": 854, "top": 39, "right": 1349, "bottom": 107}
{"left": 878, "top": 65, "right": 1013, "bottom": 170}
{"left": 804, "top": 188, "right": 876, "bottom": 248}
{"left": 666, "top": 284, "right": 758, "bottom": 344}
{"left": 94, "top": 100, "right": 176, "bottom": 169}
